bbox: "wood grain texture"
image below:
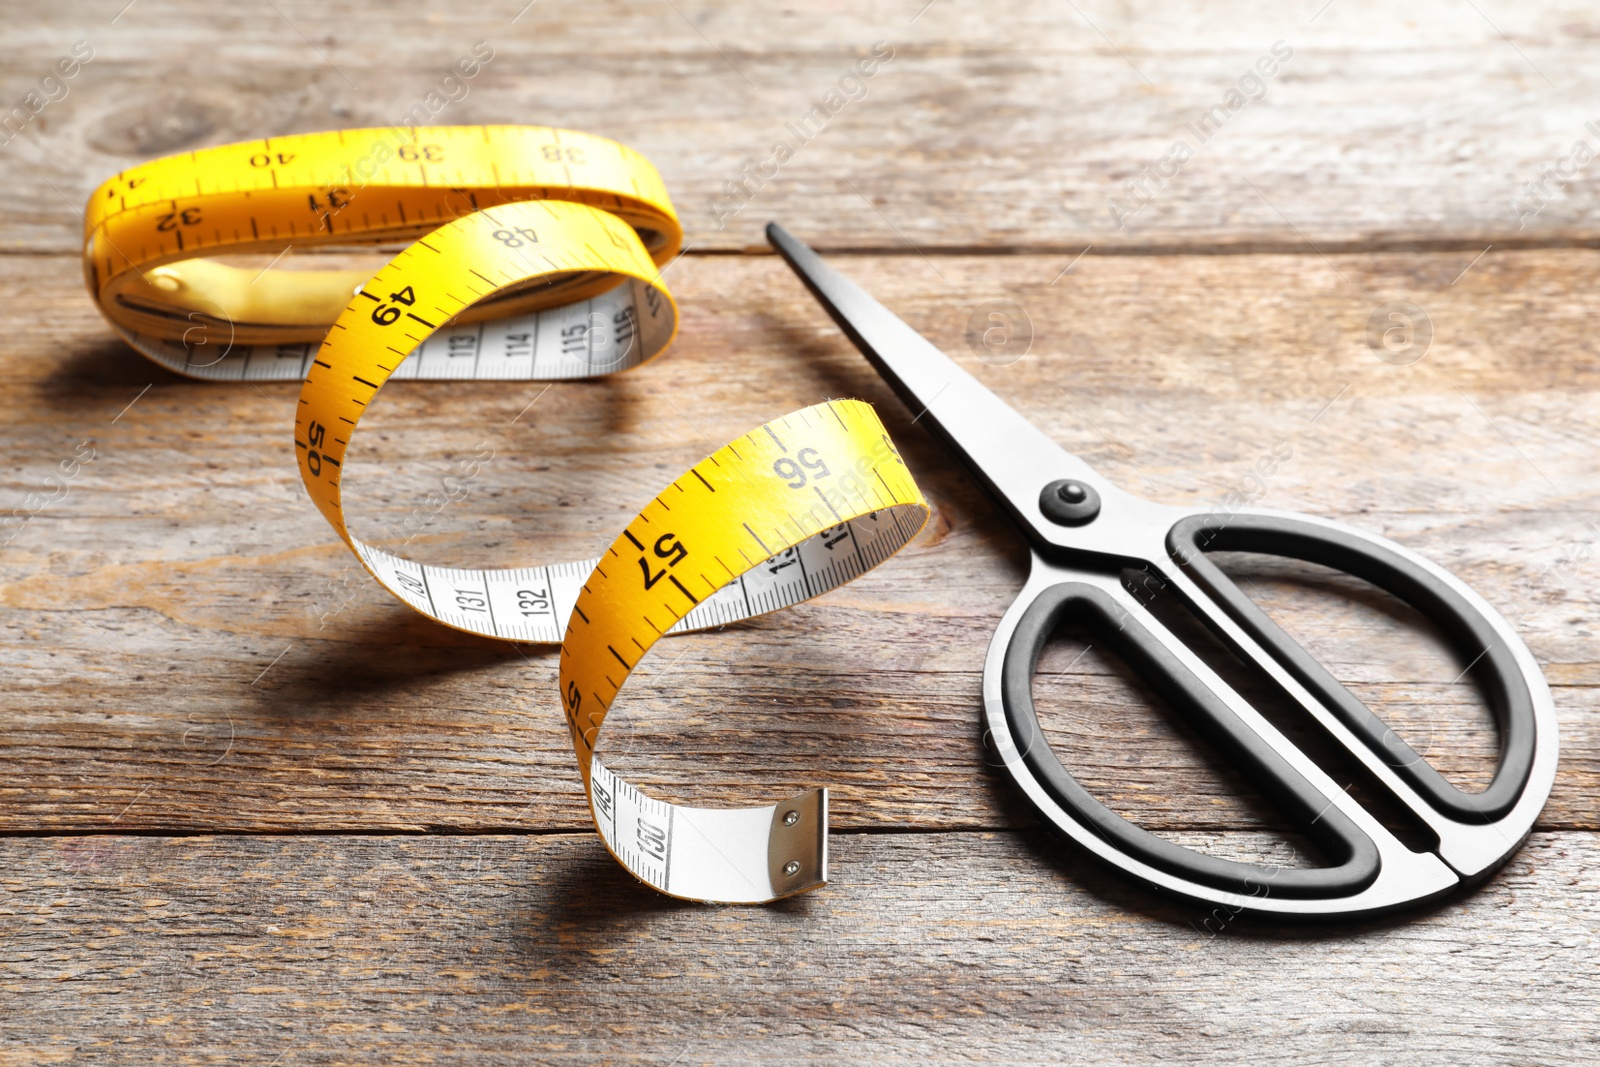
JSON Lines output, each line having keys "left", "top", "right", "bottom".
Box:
{"left": 2, "top": 248, "right": 1594, "bottom": 836}
{"left": 2, "top": 832, "right": 1596, "bottom": 1066}
{"left": 4, "top": 1, "right": 1599, "bottom": 1059}
{"left": 5, "top": 1, "right": 1600, "bottom": 253}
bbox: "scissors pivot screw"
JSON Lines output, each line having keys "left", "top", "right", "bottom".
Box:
{"left": 765, "top": 221, "right": 1559, "bottom": 917}
{"left": 783, "top": 809, "right": 800, "bottom": 825}
{"left": 783, "top": 860, "right": 801, "bottom": 876}
{"left": 1039, "top": 479, "right": 1101, "bottom": 526}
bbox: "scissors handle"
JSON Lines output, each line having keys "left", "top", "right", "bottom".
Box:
{"left": 760, "top": 221, "right": 1555, "bottom": 915}
{"left": 986, "top": 505, "right": 1557, "bottom": 916}
{"left": 1001, "top": 577, "right": 1384, "bottom": 899}
{"left": 1166, "top": 510, "right": 1537, "bottom": 820}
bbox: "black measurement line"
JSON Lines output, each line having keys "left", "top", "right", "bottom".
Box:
{"left": 406, "top": 312, "right": 436, "bottom": 328}
{"left": 814, "top": 484, "right": 842, "bottom": 522}
{"left": 607, "top": 644, "right": 633, "bottom": 670}
{"left": 622, "top": 529, "right": 644, "bottom": 551}
{"left": 691, "top": 469, "right": 715, "bottom": 492}
{"left": 414, "top": 565, "right": 440, "bottom": 618}
{"left": 660, "top": 801, "right": 677, "bottom": 890}
{"left": 743, "top": 522, "right": 772, "bottom": 555}
{"left": 352, "top": 375, "right": 379, "bottom": 388}
{"left": 667, "top": 574, "right": 699, "bottom": 605}
{"left": 874, "top": 467, "right": 894, "bottom": 499}
{"left": 763, "top": 425, "right": 787, "bottom": 452}
{"left": 476, "top": 576, "right": 500, "bottom": 636}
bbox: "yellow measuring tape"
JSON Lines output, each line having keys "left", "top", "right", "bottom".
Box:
{"left": 83, "top": 125, "right": 681, "bottom": 375}
{"left": 83, "top": 127, "right": 929, "bottom": 903}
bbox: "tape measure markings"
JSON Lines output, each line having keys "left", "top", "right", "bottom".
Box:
{"left": 558, "top": 398, "right": 925, "bottom": 902}
{"left": 86, "top": 125, "right": 682, "bottom": 362}
{"left": 113, "top": 276, "right": 672, "bottom": 383}
{"left": 84, "top": 126, "right": 930, "bottom": 905}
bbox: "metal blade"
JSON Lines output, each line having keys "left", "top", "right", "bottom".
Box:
{"left": 766, "top": 222, "right": 1112, "bottom": 550}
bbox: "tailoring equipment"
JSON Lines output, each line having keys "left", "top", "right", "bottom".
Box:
{"left": 767, "top": 222, "right": 1558, "bottom": 918}
{"left": 82, "top": 127, "right": 928, "bottom": 904}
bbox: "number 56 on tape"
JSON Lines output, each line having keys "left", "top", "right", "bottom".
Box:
{"left": 82, "top": 126, "right": 930, "bottom": 903}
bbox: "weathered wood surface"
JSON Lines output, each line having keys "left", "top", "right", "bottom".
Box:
{"left": 2, "top": 832, "right": 1596, "bottom": 1065}
{"left": 5, "top": 0, "right": 1600, "bottom": 1061}
{"left": 3, "top": 248, "right": 1596, "bottom": 836}
{"left": 5, "top": 1, "right": 1600, "bottom": 253}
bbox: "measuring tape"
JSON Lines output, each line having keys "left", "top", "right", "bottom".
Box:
{"left": 83, "top": 124, "right": 682, "bottom": 381}
{"left": 83, "top": 128, "right": 930, "bottom": 903}
{"left": 558, "top": 398, "right": 924, "bottom": 901}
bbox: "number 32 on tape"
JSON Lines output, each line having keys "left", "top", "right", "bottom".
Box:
{"left": 82, "top": 127, "right": 930, "bottom": 903}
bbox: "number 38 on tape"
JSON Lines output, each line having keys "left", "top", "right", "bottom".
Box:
{"left": 83, "top": 125, "right": 930, "bottom": 903}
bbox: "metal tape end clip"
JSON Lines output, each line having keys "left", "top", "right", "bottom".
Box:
{"left": 767, "top": 787, "right": 828, "bottom": 896}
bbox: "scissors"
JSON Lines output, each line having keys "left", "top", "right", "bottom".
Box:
{"left": 766, "top": 223, "right": 1558, "bottom": 918}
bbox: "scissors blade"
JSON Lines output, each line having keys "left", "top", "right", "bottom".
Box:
{"left": 767, "top": 222, "right": 1112, "bottom": 549}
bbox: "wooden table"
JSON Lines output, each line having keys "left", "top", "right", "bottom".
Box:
{"left": 4, "top": 2, "right": 1597, "bottom": 1062}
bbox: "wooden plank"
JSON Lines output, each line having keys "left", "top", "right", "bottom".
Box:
{"left": 1, "top": 830, "right": 1595, "bottom": 1064}
{"left": 5, "top": 1, "right": 1600, "bottom": 252}
{"left": 2, "top": 248, "right": 1594, "bottom": 834}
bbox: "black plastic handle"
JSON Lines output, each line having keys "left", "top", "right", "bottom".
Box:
{"left": 1166, "top": 511, "right": 1537, "bottom": 822}
{"left": 1002, "top": 581, "right": 1382, "bottom": 899}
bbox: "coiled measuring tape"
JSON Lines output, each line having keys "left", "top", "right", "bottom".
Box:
{"left": 83, "top": 127, "right": 930, "bottom": 903}
{"left": 84, "top": 124, "right": 682, "bottom": 378}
